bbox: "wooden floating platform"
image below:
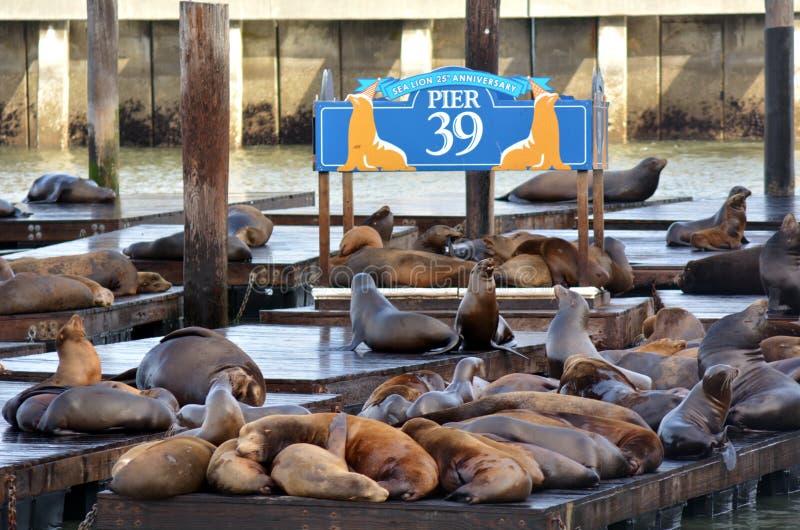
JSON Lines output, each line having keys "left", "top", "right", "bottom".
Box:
{"left": 507, "top": 228, "right": 776, "bottom": 288}
{"left": 4, "top": 224, "right": 418, "bottom": 287}
{"left": 0, "top": 287, "right": 183, "bottom": 346}
{"left": 657, "top": 289, "right": 763, "bottom": 327}
{"left": 0, "top": 192, "right": 314, "bottom": 247}
{"left": 260, "top": 297, "right": 652, "bottom": 351}
{"left": 0, "top": 343, "right": 45, "bottom": 360}
{"left": 0, "top": 381, "right": 339, "bottom": 505}
{"left": 598, "top": 194, "right": 800, "bottom": 231}
{"left": 264, "top": 194, "right": 691, "bottom": 233}
{"left": 0, "top": 325, "right": 546, "bottom": 407}
{"left": 94, "top": 429, "right": 800, "bottom": 530}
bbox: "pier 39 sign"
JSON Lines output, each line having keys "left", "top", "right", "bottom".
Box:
{"left": 314, "top": 67, "right": 605, "bottom": 172}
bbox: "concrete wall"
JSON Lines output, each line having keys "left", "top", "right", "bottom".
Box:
{"left": 0, "top": 14, "right": 796, "bottom": 146}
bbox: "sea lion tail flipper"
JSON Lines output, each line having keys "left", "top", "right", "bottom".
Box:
{"left": 495, "top": 192, "right": 511, "bottom": 201}
{"left": 107, "top": 367, "right": 139, "bottom": 385}
{"left": 720, "top": 442, "right": 737, "bottom": 471}
{"left": 424, "top": 334, "right": 461, "bottom": 356}
{"left": 327, "top": 411, "right": 348, "bottom": 461}
{"left": 490, "top": 341, "right": 528, "bottom": 360}
{"left": 337, "top": 334, "right": 363, "bottom": 351}
{"left": 741, "top": 235, "right": 750, "bottom": 244}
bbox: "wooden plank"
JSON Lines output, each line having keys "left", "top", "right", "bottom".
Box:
{"left": 94, "top": 430, "right": 800, "bottom": 530}
{"left": 3, "top": 224, "right": 417, "bottom": 287}
{"left": 0, "top": 325, "right": 547, "bottom": 406}
{"left": 0, "top": 343, "right": 46, "bottom": 360}
{"left": 0, "top": 192, "right": 314, "bottom": 246}
{"left": 656, "top": 290, "right": 763, "bottom": 326}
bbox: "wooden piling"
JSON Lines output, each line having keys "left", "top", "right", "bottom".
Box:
{"left": 764, "top": 0, "right": 795, "bottom": 196}
{"left": 318, "top": 172, "right": 331, "bottom": 286}
{"left": 87, "top": 0, "right": 119, "bottom": 193}
{"left": 342, "top": 171, "right": 354, "bottom": 233}
{"left": 464, "top": 0, "right": 499, "bottom": 239}
{"left": 180, "top": 1, "right": 230, "bottom": 329}
{"left": 577, "top": 170, "right": 590, "bottom": 285}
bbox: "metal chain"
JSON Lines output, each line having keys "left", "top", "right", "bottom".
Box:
{"left": 233, "top": 265, "right": 270, "bottom": 324}
{"left": 6, "top": 474, "right": 16, "bottom": 530}
{"left": 77, "top": 502, "right": 98, "bottom": 530}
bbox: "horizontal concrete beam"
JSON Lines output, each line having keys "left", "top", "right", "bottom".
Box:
{"left": 0, "top": 0, "right": 775, "bottom": 21}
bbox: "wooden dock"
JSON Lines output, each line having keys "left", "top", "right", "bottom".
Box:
{"left": 4, "top": 224, "right": 418, "bottom": 287}
{"left": 93, "top": 429, "right": 800, "bottom": 530}
{"left": 598, "top": 195, "right": 799, "bottom": 231}
{"left": 0, "top": 287, "right": 183, "bottom": 346}
{"left": 0, "top": 343, "right": 45, "bottom": 360}
{"left": 264, "top": 194, "right": 691, "bottom": 233}
{"left": 0, "top": 325, "right": 547, "bottom": 407}
{"left": 0, "top": 381, "right": 340, "bottom": 507}
{"left": 656, "top": 289, "right": 763, "bottom": 327}
{"left": 0, "top": 191, "right": 314, "bottom": 247}
{"left": 507, "top": 229, "right": 775, "bottom": 288}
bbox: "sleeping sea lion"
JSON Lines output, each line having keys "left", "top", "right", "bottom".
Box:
{"left": 336, "top": 225, "right": 383, "bottom": 263}
{"left": 24, "top": 173, "right": 116, "bottom": 203}
{"left": 412, "top": 225, "right": 463, "bottom": 254}
{"left": 227, "top": 205, "right": 273, "bottom": 247}
{"left": 677, "top": 245, "right": 763, "bottom": 295}
{"left": 123, "top": 231, "right": 252, "bottom": 262}
{"left": 207, "top": 439, "right": 274, "bottom": 495}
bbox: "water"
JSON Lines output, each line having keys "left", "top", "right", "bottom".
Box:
{"left": 681, "top": 491, "right": 800, "bottom": 529}
{"left": 0, "top": 140, "right": 781, "bottom": 203}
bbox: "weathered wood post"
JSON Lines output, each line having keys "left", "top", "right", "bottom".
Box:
{"left": 87, "top": 0, "right": 119, "bottom": 193}
{"left": 592, "top": 66, "right": 607, "bottom": 250}
{"left": 317, "top": 69, "right": 335, "bottom": 286}
{"left": 180, "top": 1, "right": 230, "bottom": 328}
{"left": 464, "top": 0, "right": 499, "bottom": 239}
{"left": 764, "top": 0, "right": 795, "bottom": 196}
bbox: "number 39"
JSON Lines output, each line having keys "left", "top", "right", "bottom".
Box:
{"left": 426, "top": 111, "right": 484, "bottom": 156}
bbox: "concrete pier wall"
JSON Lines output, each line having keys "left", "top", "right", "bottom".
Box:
{"left": 0, "top": 14, "right": 797, "bottom": 146}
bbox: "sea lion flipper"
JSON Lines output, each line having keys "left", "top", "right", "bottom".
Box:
{"left": 741, "top": 235, "right": 750, "bottom": 244}
{"left": 338, "top": 332, "right": 364, "bottom": 351}
{"left": 423, "top": 334, "right": 461, "bottom": 356}
{"left": 327, "top": 411, "right": 348, "bottom": 461}
{"left": 720, "top": 442, "right": 737, "bottom": 471}
{"left": 490, "top": 341, "right": 528, "bottom": 360}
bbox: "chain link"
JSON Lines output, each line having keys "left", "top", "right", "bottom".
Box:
{"left": 6, "top": 474, "right": 16, "bottom": 530}
{"left": 233, "top": 265, "right": 271, "bottom": 324}
{"left": 77, "top": 502, "right": 98, "bottom": 530}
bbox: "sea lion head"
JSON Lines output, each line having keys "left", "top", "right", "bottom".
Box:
{"left": 554, "top": 284, "right": 589, "bottom": 314}
{"left": 57, "top": 314, "right": 86, "bottom": 347}
{"left": 559, "top": 355, "right": 636, "bottom": 397}
{"left": 399, "top": 417, "right": 439, "bottom": 438}
{"left": 639, "top": 157, "right": 668, "bottom": 173}
{"left": 136, "top": 272, "right": 173, "bottom": 293}
{"left": 779, "top": 213, "right": 800, "bottom": 247}
{"left": 420, "top": 225, "right": 463, "bottom": 248}
{"left": 452, "top": 356, "right": 487, "bottom": 382}
{"left": 728, "top": 185, "right": 752, "bottom": 199}
{"left": 727, "top": 193, "right": 747, "bottom": 212}
{"left": 351, "top": 271, "right": 378, "bottom": 295}
{"left": 468, "top": 258, "right": 495, "bottom": 292}
{"left": 369, "top": 205, "right": 391, "bottom": 221}
{"left": 702, "top": 364, "right": 739, "bottom": 406}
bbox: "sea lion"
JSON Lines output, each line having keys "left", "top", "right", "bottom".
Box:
{"left": 540, "top": 237, "right": 610, "bottom": 287}
{"left": 558, "top": 355, "right": 685, "bottom": 430}
{"left": 498, "top": 157, "right": 667, "bottom": 203}
{"left": 493, "top": 254, "right": 552, "bottom": 287}
{"left": 405, "top": 357, "right": 486, "bottom": 418}
{"left": 666, "top": 185, "right": 752, "bottom": 246}
{"left": 677, "top": 245, "right": 763, "bottom": 295}
{"left": 642, "top": 307, "right": 706, "bottom": 342}
{"left": 9, "top": 250, "right": 153, "bottom": 297}
{"left": 336, "top": 225, "right": 383, "bottom": 262}
{"left": 361, "top": 370, "right": 446, "bottom": 410}
{"left": 450, "top": 238, "right": 489, "bottom": 261}
{"left": 206, "top": 439, "right": 274, "bottom": 495}
{"left": 14, "top": 387, "right": 64, "bottom": 432}
{"left": 227, "top": 205, "right": 273, "bottom": 247}
{"left": 36, "top": 384, "right": 178, "bottom": 434}
{"left": 331, "top": 247, "right": 476, "bottom": 288}
{"left": 0, "top": 198, "right": 27, "bottom": 218}
{"left": 634, "top": 338, "right": 690, "bottom": 356}
{"left": 658, "top": 364, "right": 739, "bottom": 470}
{"left": 24, "top": 173, "right": 116, "bottom": 203}
{"left": 601, "top": 236, "right": 635, "bottom": 294}
{"left": 236, "top": 413, "right": 439, "bottom": 500}
{"left": 270, "top": 412, "right": 389, "bottom": 502}
{"left": 768, "top": 357, "right": 800, "bottom": 382}
{"left": 413, "top": 225, "right": 463, "bottom": 254}
{"left": 761, "top": 336, "right": 800, "bottom": 362}
{"left": 614, "top": 351, "right": 699, "bottom": 390}
{"left": 483, "top": 233, "right": 547, "bottom": 263}
{"left": 689, "top": 193, "right": 748, "bottom": 251}
{"left": 342, "top": 272, "right": 459, "bottom": 354}
{"left": 401, "top": 417, "right": 533, "bottom": 503}
{"left": 110, "top": 436, "right": 216, "bottom": 499}
{"left": 135, "top": 271, "right": 173, "bottom": 294}
{"left": 546, "top": 284, "right": 652, "bottom": 389}
{"left": 358, "top": 391, "right": 416, "bottom": 424}
{"left": 178, "top": 402, "right": 310, "bottom": 429}
{"left": 123, "top": 231, "right": 252, "bottom": 262}
{"left": 484, "top": 373, "right": 560, "bottom": 395}
{"left": 136, "top": 327, "right": 266, "bottom": 406}
{"left": 360, "top": 205, "right": 393, "bottom": 243}
{"left": 178, "top": 376, "right": 245, "bottom": 445}
{"left": 760, "top": 213, "right": 800, "bottom": 314}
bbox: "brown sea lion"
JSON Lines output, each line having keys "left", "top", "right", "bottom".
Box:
{"left": 401, "top": 417, "right": 533, "bottom": 503}
{"left": 761, "top": 336, "right": 800, "bottom": 362}
{"left": 236, "top": 413, "right": 439, "bottom": 500}
{"left": 0, "top": 258, "right": 13, "bottom": 281}
{"left": 689, "top": 193, "right": 748, "bottom": 251}
{"left": 558, "top": 355, "right": 684, "bottom": 430}
{"left": 493, "top": 254, "right": 552, "bottom": 287}
{"left": 677, "top": 245, "right": 763, "bottom": 295}
{"left": 178, "top": 377, "right": 245, "bottom": 445}
{"left": 461, "top": 431, "right": 546, "bottom": 489}
{"left": 484, "top": 373, "right": 559, "bottom": 395}
{"left": 413, "top": 225, "right": 463, "bottom": 254}
{"left": 49, "top": 314, "right": 101, "bottom": 387}
{"left": 614, "top": 351, "right": 699, "bottom": 390}
{"left": 136, "top": 327, "right": 266, "bottom": 406}
{"left": 658, "top": 364, "right": 739, "bottom": 470}
{"left": 342, "top": 272, "right": 459, "bottom": 354}
{"left": 135, "top": 271, "right": 173, "bottom": 294}
{"left": 270, "top": 412, "right": 389, "bottom": 502}
{"left": 601, "top": 236, "right": 635, "bottom": 294}
{"left": 207, "top": 439, "right": 274, "bottom": 495}
{"left": 540, "top": 237, "right": 610, "bottom": 287}
{"left": 0, "top": 263, "right": 113, "bottom": 315}
{"left": 331, "top": 248, "right": 476, "bottom": 288}
{"left": 643, "top": 307, "right": 706, "bottom": 342}
{"left": 361, "top": 370, "right": 446, "bottom": 411}
{"left": 110, "top": 436, "right": 216, "bottom": 499}
{"left": 123, "top": 231, "right": 252, "bottom": 262}
{"left": 483, "top": 233, "right": 546, "bottom": 263}
{"left": 336, "top": 225, "right": 383, "bottom": 263}
{"left": 36, "top": 384, "right": 178, "bottom": 434}
{"left": 24, "top": 173, "right": 116, "bottom": 203}
{"left": 405, "top": 357, "right": 486, "bottom": 418}
{"left": 227, "top": 205, "right": 273, "bottom": 247}
{"left": 360, "top": 205, "right": 393, "bottom": 243}
{"left": 634, "top": 339, "right": 689, "bottom": 356}
{"left": 760, "top": 213, "right": 800, "bottom": 314}
{"left": 498, "top": 157, "right": 667, "bottom": 203}
{"left": 666, "top": 185, "right": 752, "bottom": 246}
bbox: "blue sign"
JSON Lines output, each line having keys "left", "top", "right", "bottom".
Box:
{"left": 314, "top": 67, "right": 604, "bottom": 173}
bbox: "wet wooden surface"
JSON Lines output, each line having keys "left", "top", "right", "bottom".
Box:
{"left": 0, "top": 192, "right": 314, "bottom": 245}
{"left": 0, "top": 287, "right": 183, "bottom": 345}
{"left": 0, "top": 381, "right": 339, "bottom": 504}
{"left": 94, "top": 429, "right": 800, "bottom": 530}
{"left": 0, "top": 325, "right": 547, "bottom": 406}
{"left": 598, "top": 195, "right": 800, "bottom": 230}
{"left": 657, "top": 289, "right": 764, "bottom": 325}
{"left": 264, "top": 195, "right": 691, "bottom": 233}
{"left": 4, "top": 224, "right": 417, "bottom": 286}
{"left": 0, "top": 342, "right": 45, "bottom": 360}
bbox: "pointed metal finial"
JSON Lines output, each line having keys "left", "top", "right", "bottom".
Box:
{"left": 320, "top": 69, "right": 335, "bottom": 102}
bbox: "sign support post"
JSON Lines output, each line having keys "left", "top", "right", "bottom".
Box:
{"left": 592, "top": 66, "right": 607, "bottom": 251}
{"left": 316, "top": 69, "right": 335, "bottom": 286}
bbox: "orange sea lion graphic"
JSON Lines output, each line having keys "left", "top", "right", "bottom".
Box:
{"left": 493, "top": 80, "right": 571, "bottom": 171}
{"left": 337, "top": 80, "right": 415, "bottom": 172}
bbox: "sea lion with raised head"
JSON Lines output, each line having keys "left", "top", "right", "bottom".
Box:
{"left": 207, "top": 439, "right": 274, "bottom": 495}
{"left": 236, "top": 413, "right": 439, "bottom": 500}
{"left": 498, "top": 157, "right": 667, "bottom": 203}
{"left": 405, "top": 357, "right": 486, "bottom": 418}
{"left": 24, "top": 173, "right": 116, "bottom": 203}
{"left": 689, "top": 193, "right": 748, "bottom": 251}
{"left": 413, "top": 225, "right": 463, "bottom": 254}
{"left": 178, "top": 402, "right": 309, "bottom": 429}
{"left": 178, "top": 376, "right": 245, "bottom": 445}
{"left": 401, "top": 417, "right": 534, "bottom": 503}
{"left": 360, "top": 205, "right": 393, "bottom": 243}
{"left": 666, "top": 185, "right": 752, "bottom": 246}
{"left": 342, "top": 272, "right": 459, "bottom": 354}
{"left": 760, "top": 213, "right": 800, "bottom": 314}
{"left": 227, "top": 205, "right": 273, "bottom": 247}
{"left": 123, "top": 231, "right": 252, "bottom": 262}
{"left": 601, "top": 236, "right": 635, "bottom": 294}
